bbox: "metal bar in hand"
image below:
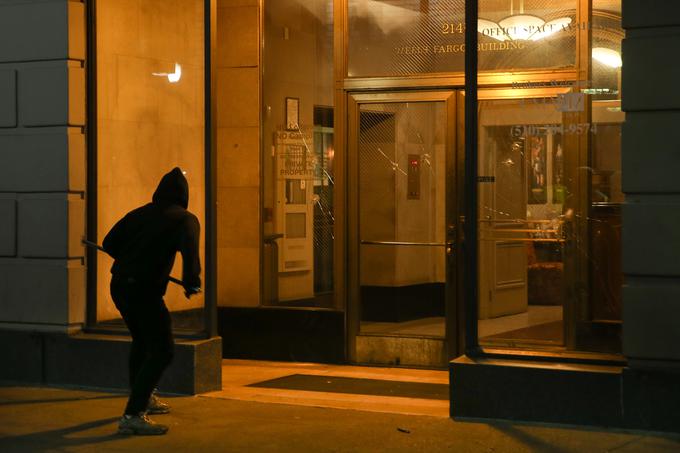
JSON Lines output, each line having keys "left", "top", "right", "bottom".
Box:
{"left": 81, "top": 239, "right": 184, "bottom": 286}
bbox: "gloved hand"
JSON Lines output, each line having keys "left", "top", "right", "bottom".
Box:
{"left": 184, "top": 286, "right": 202, "bottom": 299}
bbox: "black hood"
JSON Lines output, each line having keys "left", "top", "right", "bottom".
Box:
{"left": 152, "top": 167, "right": 189, "bottom": 209}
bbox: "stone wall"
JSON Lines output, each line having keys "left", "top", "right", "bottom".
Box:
{"left": 621, "top": 0, "right": 680, "bottom": 367}
{"left": 216, "top": 0, "right": 261, "bottom": 307}
{"left": 0, "top": 0, "right": 86, "bottom": 333}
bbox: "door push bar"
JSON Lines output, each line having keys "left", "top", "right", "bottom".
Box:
{"left": 360, "top": 240, "right": 456, "bottom": 254}
{"left": 360, "top": 240, "right": 447, "bottom": 247}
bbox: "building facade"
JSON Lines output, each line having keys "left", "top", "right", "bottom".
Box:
{"left": 0, "top": 0, "right": 679, "bottom": 432}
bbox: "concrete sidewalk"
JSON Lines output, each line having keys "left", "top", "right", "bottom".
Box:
{"left": 1, "top": 384, "right": 679, "bottom": 452}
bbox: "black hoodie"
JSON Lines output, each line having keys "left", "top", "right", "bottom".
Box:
{"left": 103, "top": 167, "right": 201, "bottom": 295}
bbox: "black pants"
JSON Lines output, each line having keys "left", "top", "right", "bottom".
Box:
{"left": 111, "top": 276, "right": 174, "bottom": 415}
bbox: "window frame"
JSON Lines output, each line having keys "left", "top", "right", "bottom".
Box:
{"left": 84, "top": 0, "right": 218, "bottom": 340}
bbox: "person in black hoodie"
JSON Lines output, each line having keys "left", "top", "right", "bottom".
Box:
{"left": 103, "top": 167, "right": 201, "bottom": 435}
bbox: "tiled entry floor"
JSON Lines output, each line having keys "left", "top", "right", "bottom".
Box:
{"left": 359, "top": 306, "right": 563, "bottom": 338}
{"left": 202, "top": 360, "right": 449, "bottom": 417}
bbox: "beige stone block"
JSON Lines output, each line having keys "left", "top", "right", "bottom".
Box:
{"left": 217, "top": 187, "right": 259, "bottom": 248}
{"left": 179, "top": 63, "right": 205, "bottom": 128}
{"left": 217, "top": 67, "right": 259, "bottom": 128}
{"left": 96, "top": 0, "right": 141, "bottom": 57}
{"left": 95, "top": 53, "right": 118, "bottom": 121}
{"left": 97, "top": 186, "right": 150, "bottom": 240}
{"left": 623, "top": 0, "right": 680, "bottom": 29}
{"left": 623, "top": 200, "right": 680, "bottom": 276}
{"left": 622, "top": 35, "right": 680, "bottom": 111}
{"left": 138, "top": 0, "right": 205, "bottom": 67}
{"left": 68, "top": 65, "right": 85, "bottom": 126}
{"left": 98, "top": 120, "right": 161, "bottom": 191}
{"left": 114, "top": 55, "right": 159, "bottom": 123}
{"left": 105, "top": 52, "right": 203, "bottom": 126}
{"left": 218, "top": 0, "right": 258, "bottom": 7}
{"left": 623, "top": 280, "right": 680, "bottom": 361}
{"left": 98, "top": 120, "right": 204, "bottom": 196}
{"left": 68, "top": 131, "right": 85, "bottom": 192}
{"left": 68, "top": 195, "right": 85, "bottom": 258}
{"left": 217, "top": 127, "right": 260, "bottom": 187}
{"left": 68, "top": 1, "right": 85, "bottom": 61}
{"left": 0, "top": 259, "right": 85, "bottom": 326}
{"left": 217, "top": 6, "right": 258, "bottom": 68}
{"left": 217, "top": 246, "right": 260, "bottom": 307}
{"left": 96, "top": 0, "right": 205, "bottom": 67}
{"left": 157, "top": 70, "right": 184, "bottom": 125}
{"left": 68, "top": 260, "right": 86, "bottom": 324}
{"left": 155, "top": 64, "right": 204, "bottom": 128}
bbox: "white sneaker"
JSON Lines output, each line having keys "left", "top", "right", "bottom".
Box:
{"left": 118, "top": 413, "right": 168, "bottom": 435}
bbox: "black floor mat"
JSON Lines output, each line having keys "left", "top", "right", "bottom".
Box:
{"left": 248, "top": 374, "right": 449, "bottom": 400}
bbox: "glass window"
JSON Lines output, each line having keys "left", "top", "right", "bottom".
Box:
{"left": 262, "top": 0, "right": 336, "bottom": 308}
{"left": 357, "top": 101, "right": 447, "bottom": 338}
{"left": 96, "top": 0, "right": 206, "bottom": 333}
{"left": 476, "top": 0, "right": 623, "bottom": 353}
{"left": 348, "top": 0, "right": 465, "bottom": 76}
{"left": 347, "top": 0, "right": 576, "bottom": 77}
{"left": 478, "top": 0, "right": 577, "bottom": 71}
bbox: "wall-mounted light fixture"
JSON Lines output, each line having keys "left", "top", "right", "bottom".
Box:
{"left": 152, "top": 63, "right": 182, "bottom": 83}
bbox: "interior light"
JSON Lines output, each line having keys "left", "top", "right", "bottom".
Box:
{"left": 529, "top": 17, "right": 573, "bottom": 41}
{"left": 152, "top": 63, "right": 182, "bottom": 83}
{"left": 499, "top": 14, "right": 545, "bottom": 41}
{"left": 592, "top": 48, "right": 622, "bottom": 68}
{"left": 479, "top": 15, "right": 572, "bottom": 41}
{"left": 478, "top": 0, "right": 571, "bottom": 42}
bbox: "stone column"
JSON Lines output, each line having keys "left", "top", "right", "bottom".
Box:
{"left": 0, "top": 0, "right": 86, "bottom": 382}
{"left": 621, "top": 0, "right": 680, "bottom": 431}
{"left": 621, "top": 0, "right": 680, "bottom": 368}
{"left": 216, "top": 0, "right": 261, "bottom": 307}
{"left": 0, "top": 0, "right": 223, "bottom": 394}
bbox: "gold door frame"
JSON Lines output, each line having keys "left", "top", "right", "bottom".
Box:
{"left": 331, "top": 0, "right": 595, "bottom": 358}
{"left": 346, "top": 90, "right": 459, "bottom": 362}
{"left": 475, "top": 86, "right": 579, "bottom": 352}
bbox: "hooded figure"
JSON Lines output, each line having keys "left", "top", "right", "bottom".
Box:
{"left": 103, "top": 167, "right": 201, "bottom": 435}
{"left": 103, "top": 167, "right": 201, "bottom": 295}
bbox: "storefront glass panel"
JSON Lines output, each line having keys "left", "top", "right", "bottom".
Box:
{"left": 478, "top": 0, "right": 577, "bottom": 71}
{"left": 347, "top": 0, "right": 576, "bottom": 77}
{"left": 95, "top": 0, "right": 206, "bottom": 333}
{"left": 357, "top": 101, "right": 447, "bottom": 338}
{"left": 476, "top": 0, "right": 623, "bottom": 353}
{"left": 262, "top": 0, "right": 336, "bottom": 308}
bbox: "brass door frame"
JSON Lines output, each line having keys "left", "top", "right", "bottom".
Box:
{"left": 331, "top": 0, "right": 600, "bottom": 360}
{"left": 346, "top": 90, "right": 459, "bottom": 363}
{"left": 475, "top": 87, "right": 577, "bottom": 352}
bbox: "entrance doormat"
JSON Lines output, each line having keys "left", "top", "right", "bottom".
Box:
{"left": 247, "top": 374, "right": 449, "bottom": 400}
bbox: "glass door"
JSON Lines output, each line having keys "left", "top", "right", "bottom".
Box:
{"left": 474, "top": 86, "right": 623, "bottom": 353}
{"left": 347, "top": 91, "right": 458, "bottom": 367}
